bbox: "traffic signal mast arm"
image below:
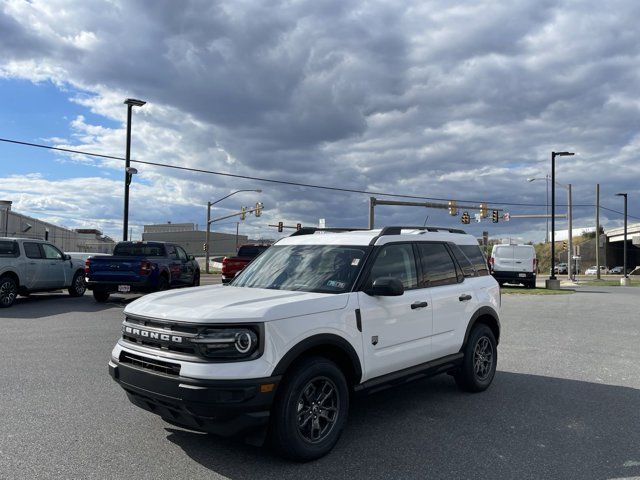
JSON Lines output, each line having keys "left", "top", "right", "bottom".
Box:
{"left": 209, "top": 205, "right": 263, "bottom": 224}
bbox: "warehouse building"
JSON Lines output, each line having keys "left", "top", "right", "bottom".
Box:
{"left": 142, "top": 222, "right": 246, "bottom": 257}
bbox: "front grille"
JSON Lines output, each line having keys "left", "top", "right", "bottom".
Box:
{"left": 122, "top": 316, "right": 199, "bottom": 355}
{"left": 120, "top": 351, "right": 181, "bottom": 376}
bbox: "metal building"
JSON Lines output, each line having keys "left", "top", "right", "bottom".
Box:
{"left": 142, "top": 223, "right": 247, "bottom": 257}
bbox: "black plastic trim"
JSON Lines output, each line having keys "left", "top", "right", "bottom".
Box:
{"left": 355, "top": 309, "right": 362, "bottom": 332}
{"left": 271, "top": 333, "right": 363, "bottom": 383}
{"left": 461, "top": 306, "right": 501, "bottom": 347}
{"left": 354, "top": 353, "right": 464, "bottom": 393}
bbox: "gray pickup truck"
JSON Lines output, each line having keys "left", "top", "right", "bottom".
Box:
{"left": 0, "top": 237, "right": 87, "bottom": 308}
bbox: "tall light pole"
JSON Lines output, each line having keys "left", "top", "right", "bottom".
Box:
{"left": 123, "top": 98, "right": 146, "bottom": 241}
{"left": 616, "top": 193, "right": 628, "bottom": 285}
{"left": 527, "top": 175, "right": 550, "bottom": 243}
{"left": 205, "top": 189, "right": 262, "bottom": 273}
{"left": 548, "top": 151, "right": 574, "bottom": 289}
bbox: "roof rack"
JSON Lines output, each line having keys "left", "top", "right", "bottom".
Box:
{"left": 369, "top": 226, "right": 467, "bottom": 245}
{"left": 289, "top": 227, "right": 369, "bottom": 237}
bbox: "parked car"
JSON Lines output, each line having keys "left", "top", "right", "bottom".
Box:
{"left": 585, "top": 265, "right": 609, "bottom": 275}
{"left": 489, "top": 243, "right": 537, "bottom": 288}
{"left": 609, "top": 266, "right": 632, "bottom": 275}
{"left": 85, "top": 241, "right": 200, "bottom": 303}
{"left": 0, "top": 237, "right": 86, "bottom": 308}
{"left": 108, "top": 226, "right": 500, "bottom": 460}
{"left": 554, "top": 263, "right": 568, "bottom": 275}
{"left": 221, "top": 244, "right": 270, "bottom": 283}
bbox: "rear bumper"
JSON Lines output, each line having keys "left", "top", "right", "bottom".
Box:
{"left": 86, "top": 278, "right": 155, "bottom": 293}
{"left": 491, "top": 271, "right": 536, "bottom": 283}
{"left": 109, "top": 360, "right": 280, "bottom": 437}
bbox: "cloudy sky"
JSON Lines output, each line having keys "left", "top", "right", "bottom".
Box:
{"left": 1, "top": 0, "right": 639, "bottom": 242}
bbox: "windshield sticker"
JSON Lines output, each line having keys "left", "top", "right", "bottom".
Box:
{"left": 326, "top": 280, "right": 347, "bottom": 289}
{"left": 351, "top": 258, "right": 360, "bottom": 266}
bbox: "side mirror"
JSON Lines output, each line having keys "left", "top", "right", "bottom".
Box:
{"left": 64, "top": 254, "right": 71, "bottom": 261}
{"left": 188, "top": 255, "right": 195, "bottom": 261}
{"left": 366, "top": 277, "right": 404, "bottom": 296}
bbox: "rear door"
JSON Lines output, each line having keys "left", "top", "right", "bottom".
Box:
{"left": 417, "top": 242, "right": 476, "bottom": 359}
{"left": 22, "top": 242, "right": 47, "bottom": 289}
{"left": 513, "top": 246, "right": 535, "bottom": 273}
{"left": 492, "top": 245, "right": 515, "bottom": 272}
{"left": 357, "top": 243, "right": 433, "bottom": 380}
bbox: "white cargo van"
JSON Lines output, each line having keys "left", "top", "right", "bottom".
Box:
{"left": 489, "top": 243, "right": 537, "bottom": 288}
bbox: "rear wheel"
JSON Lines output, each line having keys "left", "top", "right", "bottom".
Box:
{"left": 270, "top": 356, "right": 349, "bottom": 461}
{"left": 68, "top": 271, "right": 86, "bottom": 297}
{"left": 0, "top": 275, "right": 18, "bottom": 308}
{"left": 455, "top": 324, "right": 497, "bottom": 392}
{"left": 92, "top": 289, "right": 110, "bottom": 303}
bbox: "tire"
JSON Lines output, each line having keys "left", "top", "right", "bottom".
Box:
{"left": 93, "top": 289, "right": 110, "bottom": 303}
{"left": 455, "top": 324, "right": 497, "bottom": 393}
{"left": 0, "top": 275, "right": 18, "bottom": 308}
{"left": 192, "top": 270, "right": 200, "bottom": 287}
{"left": 269, "top": 356, "right": 349, "bottom": 461}
{"left": 68, "top": 271, "right": 87, "bottom": 297}
{"left": 157, "top": 275, "right": 170, "bottom": 292}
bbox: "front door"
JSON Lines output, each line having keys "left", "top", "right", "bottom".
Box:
{"left": 357, "top": 243, "right": 433, "bottom": 381}
{"left": 40, "top": 243, "right": 67, "bottom": 288}
{"left": 175, "top": 246, "right": 194, "bottom": 284}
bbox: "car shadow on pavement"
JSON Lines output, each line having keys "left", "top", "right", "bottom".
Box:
{"left": 1, "top": 293, "right": 122, "bottom": 318}
{"left": 165, "top": 371, "right": 640, "bottom": 480}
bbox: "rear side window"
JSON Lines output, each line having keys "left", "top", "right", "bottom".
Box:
{"left": 459, "top": 245, "right": 489, "bottom": 276}
{"left": 449, "top": 244, "right": 477, "bottom": 278}
{"left": 23, "top": 242, "right": 42, "bottom": 259}
{"left": 416, "top": 243, "right": 458, "bottom": 287}
{"left": 0, "top": 241, "right": 18, "bottom": 257}
{"left": 113, "top": 243, "right": 166, "bottom": 257}
{"left": 238, "top": 245, "right": 268, "bottom": 257}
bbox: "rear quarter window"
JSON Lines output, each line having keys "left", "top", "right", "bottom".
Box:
{"left": 0, "top": 241, "right": 19, "bottom": 257}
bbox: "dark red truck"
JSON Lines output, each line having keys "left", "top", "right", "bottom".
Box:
{"left": 221, "top": 244, "right": 269, "bottom": 284}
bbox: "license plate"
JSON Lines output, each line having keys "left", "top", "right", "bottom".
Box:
{"left": 118, "top": 285, "right": 131, "bottom": 293}
{"left": 518, "top": 273, "right": 526, "bottom": 278}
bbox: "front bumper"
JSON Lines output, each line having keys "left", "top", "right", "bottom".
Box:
{"left": 109, "top": 360, "right": 280, "bottom": 437}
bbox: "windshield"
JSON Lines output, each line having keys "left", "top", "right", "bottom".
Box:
{"left": 231, "top": 245, "right": 370, "bottom": 293}
{"left": 113, "top": 243, "right": 166, "bottom": 257}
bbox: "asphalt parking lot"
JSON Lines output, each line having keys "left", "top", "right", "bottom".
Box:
{"left": 1, "top": 285, "right": 639, "bottom": 480}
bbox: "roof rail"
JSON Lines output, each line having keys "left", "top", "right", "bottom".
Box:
{"left": 369, "top": 226, "right": 467, "bottom": 245}
{"left": 289, "top": 227, "right": 369, "bottom": 237}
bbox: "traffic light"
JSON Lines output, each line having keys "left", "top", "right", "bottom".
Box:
{"left": 255, "top": 202, "right": 263, "bottom": 217}
{"left": 492, "top": 210, "right": 499, "bottom": 223}
{"left": 461, "top": 211, "right": 470, "bottom": 224}
{"left": 240, "top": 206, "right": 247, "bottom": 221}
{"left": 479, "top": 203, "right": 488, "bottom": 218}
{"left": 562, "top": 241, "right": 567, "bottom": 251}
{"left": 203, "top": 243, "right": 208, "bottom": 252}
{"left": 277, "top": 221, "right": 283, "bottom": 233}
{"left": 448, "top": 200, "right": 458, "bottom": 216}
{"left": 296, "top": 223, "right": 302, "bottom": 231}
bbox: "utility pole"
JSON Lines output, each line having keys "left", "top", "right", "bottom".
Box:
{"left": 368, "top": 197, "right": 376, "bottom": 229}
{"left": 595, "top": 184, "right": 600, "bottom": 280}
{"left": 122, "top": 98, "right": 145, "bottom": 241}
{"left": 567, "top": 184, "right": 572, "bottom": 280}
{"left": 205, "top": 201, "right": 212, "bottom": 273}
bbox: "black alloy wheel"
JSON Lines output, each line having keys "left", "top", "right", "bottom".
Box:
{"left": 0, "top": 276, "right": 18, "bottom": 308}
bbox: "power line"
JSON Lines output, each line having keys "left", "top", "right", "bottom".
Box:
{"left": 0, "top": 137, "right": 549, "bottom": 207}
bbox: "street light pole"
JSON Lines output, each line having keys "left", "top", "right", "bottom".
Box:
{"left": 122, "top": 98, "right": 146, "bottom": 241}
{"left": 548, "top": 151, "right": 574, "bottom": 289}
{"left": 616, "top": 193, "right": 628, "bottom": 285}
{"left": 205, "top": 189, "right": 262, "bottom": 273}
{"left": 567, "top": 184, "right": 572, "bottom": 280}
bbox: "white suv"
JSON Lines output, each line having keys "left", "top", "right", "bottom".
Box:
{"left": 109, "top": 226, "right": 500, "bottom": 461}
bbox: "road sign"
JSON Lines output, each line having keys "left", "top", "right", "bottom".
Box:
{"left": 503, "top": 212, "right": 510, "bottom": 222}
{"left": 474, "top": 213, "right": 482, "bottom": 223}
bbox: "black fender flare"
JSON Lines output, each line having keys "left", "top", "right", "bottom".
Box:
{"left": 272, "top": 333, "right": 363, "bottom": 384}
{"left": 461, "top": 306, "right": 501, "bottom": 348}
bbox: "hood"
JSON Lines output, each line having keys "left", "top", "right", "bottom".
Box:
{"left": 124, "top": 285, "right": 350, "bottom": 323}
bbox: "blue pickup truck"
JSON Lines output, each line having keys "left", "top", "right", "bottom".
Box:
{"left": 85, "top": 241, "right": 200, "bottom": 302}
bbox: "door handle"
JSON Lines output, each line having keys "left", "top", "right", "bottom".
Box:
{"left": 459, "top": 294, "right": 472, "bottom": 302}
{"left": 411, "top": 301, "right": 429, "bottom": 309}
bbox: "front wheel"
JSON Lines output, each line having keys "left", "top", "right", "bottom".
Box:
{"left": 269, "top": 356, "right": 349, "bottom": 461}
{"left": 0, "top": 275, "right": 18, "bottom": 308}
{"left": 455, "top": 324, "right": 497, "bottom": 392}
{"left": 68, "top": 271, "right": 87, "bottom": 297}
{"left": 192, "top": 271, "right": 200, "bottom": 287}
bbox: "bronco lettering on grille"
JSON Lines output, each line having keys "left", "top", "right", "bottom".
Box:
{"left": 123, "top": 325, "right": 183, "bottom": 343}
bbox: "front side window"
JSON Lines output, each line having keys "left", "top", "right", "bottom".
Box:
{"left": 417, "top": 243, "right": 458, "bottom": 287}
{"left": 175, "top": 246, "right": 188, "bottom": 261}
{"left": 367, "top": 243, "right": 418, "bottom": 290}
{"left": 23, "top": 242, "right": 43, "bottom": 259}
{"left": 232, "top": 245, "right": 370, "bottom": 294}
{"left": 42, "top": 243, "right": 63, "bottom": 260}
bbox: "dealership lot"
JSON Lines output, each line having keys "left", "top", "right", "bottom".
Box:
{"left": 0, "top": 286, "right": 639, "bottom": 480}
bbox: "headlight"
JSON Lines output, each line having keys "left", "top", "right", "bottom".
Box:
{"left": 191, "top": 327, "right": 260, "bottom": 360}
